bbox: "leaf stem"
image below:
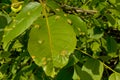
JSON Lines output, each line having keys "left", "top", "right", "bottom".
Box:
{"left": 39, "top": 0, "right": 53, "bottom": 54}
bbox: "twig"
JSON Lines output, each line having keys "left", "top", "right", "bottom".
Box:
{"left": 61, "top": 4, "right": 98, "bottom": 14}
{"left": 77, "top": 49, "right": 120, "bottom": 74}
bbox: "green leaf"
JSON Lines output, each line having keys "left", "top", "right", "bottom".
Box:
{"left": 73, "top": 68, "right": 80, "bottom": 80}
{"left": 55, "top": 67, "right": 74, "bottom": 80}
{"left": 88, "top": 27, "right": 104, "bottom": 39}
{"left": 106, "top": 36, "right": 117, "bottom": 57}
{"left": 2, "top": 2, "right": 42, "bottom": 50}
{"left": 109, "top": 0, "right": 116, "bottom": 4}
{"left": 67, "top": 15, "right": 87, "bottom": 36}
{"left": 114, "top": 62, "right": 120, "bottom": 72}
{"left": 0, "top": 15, "right": 7, "bottom": 41}
{"left": 46, "top": 0, "right": 64, "bottom": 15}
{"left": 109, "top": 73, "right": 120, "bottom": 80}
{"left": 0, "top": 16, "right": 7, "bottom": 28}
{"left": 105, "top": 14, "right": 116, "bottom": 26}
{"left": 82, "top": 58, "right": 104, "bottom": 80}
{"left": 96, "top": 2, "right": 107, "bottom": 11}
{"left": 91, "top": 42, "right": 100, "bottom": 52}
{"left": 0, "top": 72, "right": 4, "bottom": 80}
{"left": 74, "top": 64, "right": 93, "bottom": 80}
{"left": 12, "top": 40, "right": 23, "bottom": 49}
{"left": 0, "top": 12, "right": 11, "bottom": 23}
{"left": 28, "top": 15, "right": 76, "bottom": 76}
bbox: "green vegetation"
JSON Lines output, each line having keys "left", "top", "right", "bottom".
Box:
{"left": 0, "top": 0, "right": 120, "bottom": 80}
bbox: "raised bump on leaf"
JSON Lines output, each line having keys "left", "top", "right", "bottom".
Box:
{"left": 60, "top": 50, "right": 68, "bottom": 57}
{"left": 47, "top": 58, "right": 52, "bottom": 61}
{"left": 12, "top": 25, "right": 16, "bottom": 28}
{"left": 55, "top": 16, "right": 60, "bottom": 20}
{"left": 55, "top": 8, "right": 60, "bottom": 12}
{"left": 77, "top": 28, "right": 81, "bottom": 31}
{"left": 43, "top": 61, "right": 47, "bottom": 65}
{"left": 3, "top": 35, "right": 5, "bottom": 37}
{"left": 42, "top": 57, "right": 47, "bottom": 65}
{"left": 64, "top": 14, "right": 67, "bottom": 17}
{"left": 34, "top": 24, "right": 40, "bottom": 28}
{"left": 13, "top": 19, "right": 16, "bottom": 22}
{"left": 42, "top": 57, "right": 47, "bottom": 62}
{"left": 4, "top": 28, "right": 13, "bottom": 31}
{"left": 27, "top": 12, "right": 30, "bottom": 15}
{"left": 80, "top": 32, "right": 85, "bottom": 35}
{"left": 67, "top": 19, "right": 72, "bottom": 24}
{"left": 38, "top": 40, "right": 43, "bottom": 44}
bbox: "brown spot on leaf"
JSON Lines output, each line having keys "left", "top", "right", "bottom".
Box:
{"left": 42, "top": 57, "right": 47, "bottom": 65}
{"left": 42, "top": 61, "right": 47, "bottom": 65}
{"left": 60, "top": 50, "right": 67, "bottom": 57}
{"left": 32, "top": 56, "right": 35, "bottom": 59}
{"left": 34, "top": 24, "right": 40, "bottom": 28}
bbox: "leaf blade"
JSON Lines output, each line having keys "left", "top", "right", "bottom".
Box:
{"left": 2, "top": 2, "right": 42, "bottom": 50}
{"left": 28, "top": 15, "right": 77, "bottom": 76}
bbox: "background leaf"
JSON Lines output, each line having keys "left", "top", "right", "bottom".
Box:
{"left": 82, "top": 58, "right": 104, "bottom": 80}
{"left": 73, "top": 64, "right": 93, "bottom": 80}
{"left": 67, "top": 15, "right": 87, "bottom": 36}
{"left": 2, "top": 2, "right": 42, "bottom": 50}
{"left": 109, "top": 73, "right": 120, "bottom": 80}
{"left": 0, "top": 15, "right": 7, "bottom": 41}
